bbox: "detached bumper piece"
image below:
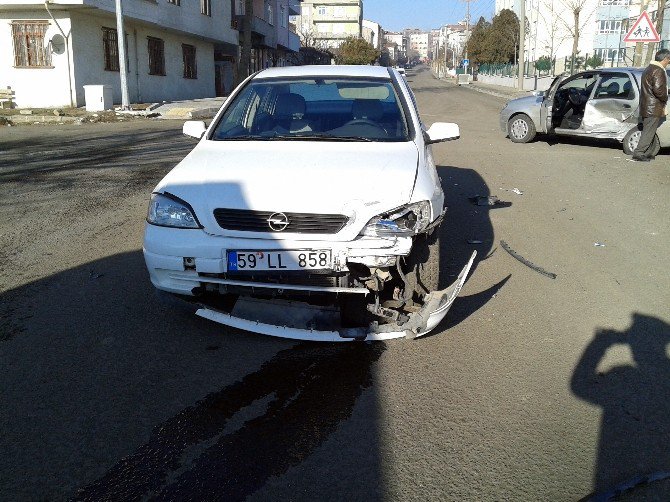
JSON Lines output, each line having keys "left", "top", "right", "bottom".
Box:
{"left": 196, "top": 251, "right": 476, "bottom": 342}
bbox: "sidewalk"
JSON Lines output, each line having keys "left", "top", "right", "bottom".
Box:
{"left": 150, "top": 97, "right": 226, "bottom": 120}
{"left": 430, "top": 71, "right": 532, "bottom": 100}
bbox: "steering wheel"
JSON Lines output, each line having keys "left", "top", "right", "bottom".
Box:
{"left": 568, "top": 87, "right": 582, "bottom": 106}
{"left": 344, "top": 119, "right": 388, "bottom": 133}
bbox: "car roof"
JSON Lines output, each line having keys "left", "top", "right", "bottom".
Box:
{"left": 254, "top": 65, "right": 392, "bottom": 80}
{"left": 599, "top": 67, "right": 643, "bottom": 75}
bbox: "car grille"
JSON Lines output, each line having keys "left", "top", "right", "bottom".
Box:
{"left": 200, "top": 272, "right": 348, "bottom": 288}
{"left": 213, "top": 209, "right": 348, "bottom": 234}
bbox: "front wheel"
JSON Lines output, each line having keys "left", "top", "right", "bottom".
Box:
{"left": 508, "top": 114, "right": 537, "bottom": 143}
{"left": 623, "top": 126, "right": 660, "bottom": 156}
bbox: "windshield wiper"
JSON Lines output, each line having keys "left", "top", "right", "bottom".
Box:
{"left": 271, "top": 134, "right": 375, "bottom": 142}
{"left": 215, "top": 135, "right": 272, "bottom": 141}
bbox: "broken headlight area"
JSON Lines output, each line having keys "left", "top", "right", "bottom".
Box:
{"left": 360, "top": 201, "right": 432, "bottom": 237}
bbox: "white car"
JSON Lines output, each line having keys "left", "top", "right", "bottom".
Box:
{"left": 143, "top": 65, "right": 475, "bottom": 342}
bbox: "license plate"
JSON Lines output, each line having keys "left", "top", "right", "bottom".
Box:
{"left": 227, "top": 250, "right": 332, "bottom": 271}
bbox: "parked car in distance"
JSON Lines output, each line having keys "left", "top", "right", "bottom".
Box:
{"left": 143, "top": 65, "right": 475, "bottom": 342}
{"left": 500, "top": 67, "right": 670, "bottom": 155}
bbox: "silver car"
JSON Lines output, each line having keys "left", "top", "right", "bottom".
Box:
{"left": 500, "top": 67, "right": 670, "bottom": 155}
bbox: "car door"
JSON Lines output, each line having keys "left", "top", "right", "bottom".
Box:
{"left": 580, "top": 71, "right": 637, "bottom": 136}
{"left": 547, "top": 72, "right": 600, "bottom": 132}
{"left": 541, "top": 73, "right": 568, "bottom": 132}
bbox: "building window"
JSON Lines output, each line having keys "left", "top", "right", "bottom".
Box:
{"left": 182, "top": 44, "right": 197, "bottom": 79}
{"left": 148, "top": 37, "right": 165, "bottom": 75}
{"left": 102, "top": 27, "right": 120, "bottom": 71}
{"left": 201, "top": 0, "right": 211, "bottom": 16}
{"left": 596, "top": 20, "right": 622, "bottom": 34}
{"left": 11, "top": 21, "right": 51, "bottom": 68}
{"left": 280, "top": 5, "right": 287, "bottom": 28}
{"left": 318, "top": 6, "right": 326, "bottom": 16}
{"left": 266, "top": 1, "right": 273, "bottom": 24}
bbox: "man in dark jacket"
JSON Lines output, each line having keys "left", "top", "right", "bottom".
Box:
{"left": 632, "top": 49, "right": 670, "bottom": 161}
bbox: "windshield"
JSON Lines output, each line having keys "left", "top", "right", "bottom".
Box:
{"left": 211, "top": 77, "right": 410, "bottom": 142}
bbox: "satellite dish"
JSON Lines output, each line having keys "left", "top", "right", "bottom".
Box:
{"left": 50, "top": 34, "right": 65, "bottom": 55}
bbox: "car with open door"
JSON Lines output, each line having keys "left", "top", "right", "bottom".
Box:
{"left": 143, "top": 65, "right": 475, "bottom": 342}
{"left": 500, "top": 67, "right": 670, "bottom": 155}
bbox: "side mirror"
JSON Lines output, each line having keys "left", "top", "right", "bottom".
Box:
{"left": 183, "top": 120, "right": 207, "bottom": 139}
{"left": 533, "top": 90, "right": 545, "bottom": 97}
{"left": 425, "top": 122, "right": 460, "bottom": 144}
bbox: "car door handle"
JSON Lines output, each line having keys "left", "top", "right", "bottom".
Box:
{"left": 623, "top": 104, "right": 631, "bottom": 108}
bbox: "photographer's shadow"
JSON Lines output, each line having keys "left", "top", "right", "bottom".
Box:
{"left": 571, "top": 314, "right": 670, "bottom": 499}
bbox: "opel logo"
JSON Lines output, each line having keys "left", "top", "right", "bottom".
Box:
{"left": 267, "top": 212, "right": 289, "bottom": 232}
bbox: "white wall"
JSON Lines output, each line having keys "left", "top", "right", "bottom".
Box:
{"left": 0, "top": 11, "right": 75, "bottom": 108}
{"left": 81, "top": 0, "right": 238, "bottom": 45}
{"left": 70, "top": 11, "right": 215, "bottom": 106}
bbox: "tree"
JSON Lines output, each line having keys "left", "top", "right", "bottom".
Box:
{"left": 483, "top": 9, "right": 520, "bottom": 63}
{"left": 559, "top": 0, "right": 596, "bottom": 74}
{"left": 334, "top": 37, "right": 380, "bottom": 65}
{"left": 585, "top": 54, "right": 604, "bottom": 69}
{"left": 535, "top": 55, "right": 553, "bottom": 74}
{"left": 538, "top": 0, "right": 570, "bottom": 62}
{"left": 237, "top": 0, "right": 253, "bottom": 85}
{"left": 466, "top": 17, "right": 491, "bottom": 64}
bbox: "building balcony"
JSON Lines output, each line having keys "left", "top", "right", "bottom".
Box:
{"left": 235, "top": 14, "right": 277, "bottom": 48}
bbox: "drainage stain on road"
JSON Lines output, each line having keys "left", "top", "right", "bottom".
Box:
{"left": 73, "top": 342, "right": 385, "bottom": 501}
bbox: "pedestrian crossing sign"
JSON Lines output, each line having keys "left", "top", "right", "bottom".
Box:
{"left": 623, "top": 11, "right": 660, "bottom": 43}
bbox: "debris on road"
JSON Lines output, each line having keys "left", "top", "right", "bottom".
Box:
{"left": 594, "top": 242, "right": 606, "bottom": 247}
{"left": 468, "top": 195, "right": 512, "bottom": 208}
{"left": 512, "top": 188, "right": 524, "bottom": 195}
{"left": 469, "top": 195, "right": 499, "bottom": 206}
{"left": 500, "top": 240, "right": 557, "bottom": 279}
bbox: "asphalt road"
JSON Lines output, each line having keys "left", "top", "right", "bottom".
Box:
{"left": 1, "top": 67, "right": 669, "bottom": 501}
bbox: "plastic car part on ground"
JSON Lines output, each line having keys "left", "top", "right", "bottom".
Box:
{"left": 195, "top": 251, "right": 477, "bottom": 342}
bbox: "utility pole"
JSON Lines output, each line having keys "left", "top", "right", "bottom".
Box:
{"left": 463, "top": 0, "right": 473, "bottom": 74}
{"left": 643, "top": 0, "right": 666, "bottom": 65}
{"left": 518, "top": 0, "right": 525, "bottom": 90}
{"left": 115, "top": 0, "right": 130, "bottom": 109}
{"left": 633, "top": 0, "right": 650, "bottom": 66}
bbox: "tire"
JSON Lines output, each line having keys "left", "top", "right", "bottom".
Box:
{"left": 623, "top": 126, "right": 661, "bottom": 157}
{"left": 508, "top": 114, "right": 537, "bottom": 143}
{"left": 403, "top": 229, "right": 440, "bottom": 296}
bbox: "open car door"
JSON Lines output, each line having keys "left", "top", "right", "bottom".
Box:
{"left": 541, "top": 73, "right": 569, "bottom": 133}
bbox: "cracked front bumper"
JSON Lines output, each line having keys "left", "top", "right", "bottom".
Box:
{"left": 195, "top": 251, "right": 476, "bottom": 342}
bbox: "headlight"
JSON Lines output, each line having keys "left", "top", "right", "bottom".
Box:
{"left": 360, "top": 201, "right": 432, "bottom": 237}
{"left": 146, "top": 193, "right": 201, "bottom": 228}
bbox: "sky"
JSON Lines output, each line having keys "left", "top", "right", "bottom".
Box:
{"left": 362, "top": 0, "right": 497, "bottom": 32}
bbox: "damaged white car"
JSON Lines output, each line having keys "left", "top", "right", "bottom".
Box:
{"left": 143, "top": 65, "right": 475, "bottom": 342}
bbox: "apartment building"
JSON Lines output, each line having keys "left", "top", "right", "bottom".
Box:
{"left": 362, "top": 19, "right": 382, "bottom": 49}
{"left": 232, "top": 0, "right": 301, "bottom": 74}
{"left": 408, "top": 31, "right": 431, "bottom": 59}
{"left": 294, "top": 0, "right": 363, "bottom": 49}
{"left": 1, "top": 0, "right": 240, "bottom": 108}
{"left": 495, "top": 0, "right": 669, "bottom": 65}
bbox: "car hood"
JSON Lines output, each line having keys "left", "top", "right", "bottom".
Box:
{"left": 155, "top": 140, "right": 420, "bottom": 239}
{"left": 505, "top": 94, "right": 544, "bottom": 110}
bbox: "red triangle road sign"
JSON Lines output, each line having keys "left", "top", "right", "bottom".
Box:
{"left": 623, "top": 11, "right": 660, "bottom": 43}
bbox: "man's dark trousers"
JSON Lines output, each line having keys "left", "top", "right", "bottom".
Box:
{"left": 634, "top": 117, "right": 663, "bottom": 158}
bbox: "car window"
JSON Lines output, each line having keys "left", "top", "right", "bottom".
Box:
{"left": 558, "top": 73, "right": 598, "bottom": 91}
{"left": 593, "top": 73, "right": 634, "bottom": 100}
{"left": 211, "top": 78, "right": 410, "bottom": 142}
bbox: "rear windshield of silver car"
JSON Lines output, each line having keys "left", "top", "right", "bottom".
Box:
{"left": 211, "top": 77, "right": 410, "bottom": 142}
